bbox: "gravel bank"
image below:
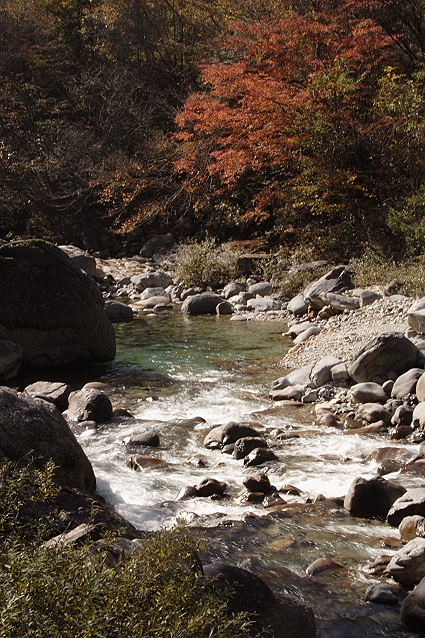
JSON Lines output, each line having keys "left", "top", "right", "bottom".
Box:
{"left": 280, "top": 295, "right": 413, "bottom": 371}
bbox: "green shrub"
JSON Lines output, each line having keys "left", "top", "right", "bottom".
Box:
{"left": 174, "top": 239, "right": 244, "bottom": 289}
{"left": 350, "top": 248, "right": 425, "bottom": 298}
{"left": 0, "top": 461, "right": 253, "bottom": 638}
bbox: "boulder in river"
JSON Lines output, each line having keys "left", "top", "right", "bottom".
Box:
{"left": 203, "top": 563, "right": 316, "bottom": 638}
{"left": 387, "top": 488, "right": 425, "bottom": 526}
{"left": 0, "top": 386, "right": 96, "bottom": 492}
{"left": 23, "top": 380, "right": 71, "bottom": 412}
{"left": 344, "top": 476, "right": 406, "bottom": 520}
{"left": 0, "top": 240, "right": 116, "bottom": 366}
{"left": 104, "top": 300, "right": 134, "bottom": 323}
{"left": 385, "top": 538, "right": 425, "bottom": 587}
{"left": 401, "top": 576, "right": 425, "bottom": 632}
{"left": 65, "top": 387, "right": 113, "bottom": 423}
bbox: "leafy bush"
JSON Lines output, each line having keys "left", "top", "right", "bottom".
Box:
{"left": 350, "top": 248, "right": 425, "bottom": 298}
{"left": 174, "top": 239, "right": 244, "bottom": 289}
{"left": 387, "top": 185, "right": 425, "bottom": 256}
{"left": 0, "top": 461, "right": 253, "bottom": 638}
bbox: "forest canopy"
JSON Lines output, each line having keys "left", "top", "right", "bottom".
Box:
{"left": 1, "top": 0, "right": 425, "bottom": 257}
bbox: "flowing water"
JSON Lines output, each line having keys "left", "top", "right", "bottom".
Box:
{"left": 22, "top": 311, "right": 424, "bottom": 636}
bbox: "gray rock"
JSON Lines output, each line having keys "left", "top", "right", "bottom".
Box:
{"left": 321, "top": 292, "right": 360, "bottom": 311}
{"left": 23, "top": 381, "right": 71, "bottom": 412}
{"left": 331, "top": 362, "right": 350, "bottom": 381}
{"left": 216, "top": 301, "right": 234, "bottom": 315}
{"left": 391, "top": 405, "right": 414, "bottom": 426}
{"left": 287, "top": 321, "right": 318, "bottom": 338}
{"left": 355, "top": 402, "right": 392, "bottom": 424}
{"left": 248, "top": 281, "right": 273, "bottom": 297}
{"left": 59, "top": 245, "right": 96, "bottom": 278}
{"left": 387, "top": 488, "right": 425, "bottom": 526}
{"left": 135, "top": 295, "right": 171, "bottom": 309}
{"left": 401, "top": 576, "right": 425, "bottom": 632}
{"left": 234, "top": 437, "right": 267, "bottom": 460}
{"left": 408, "top": 297, "right": 425, "bottom": 333}
{"left": 399, "top": 516, "right": 425, "bottom": 543}
{"left": 287, "top": 294, "right": 308, "bottom": 316}
{"left": 293, "top": 326, "right": 322, "bottom": 345}
{"left": 271, "top": 365, "right": 314, "bottom": 391}
{"left": 140, "top": 287, "right": 168, "bottom": 299}
{"left": 104, "top": 300, "right": 134, "bottom": 323}
{"left": 311, "top": 355, "right": 342, "bottom": 387}
{"left": 350, "top": 382, "right": 388, "bottom": 404}
{"left": 360, "top": 290, "right": 382, "bottom": 307}
{"left": 195, "top": 477, "right": 227, "bottom": 497}
{"left": 416, "top": 371, "right": 425, "bottom": 402}
{"left": 364, "top": 585, "right": 398, "bottom": 605}
{"left": 344, "top": 475, "right": 406, "bottom": 520}
{"left": 348, "top": 332, "right": 420, "bottom": 383}
{"left": 391, "top": 368, "right": 424, "bottom": 399}
{"left": 0, "top": 386, "right": 95, "bottom": 492}
{"left": 180, "top": 288, "right": 199, "bottom": 301}
{"left": 139, "top": 234, "right": 174, "bottom": 258}
{"left": 123, "top": 432, "right": 160, "bottom": 447}
{"left": 246, "top": 297, "right": 281, "bottom": 311}
{"left": 203, "top": 563, "right": 316, "bottom": 638}
{"left": 385, "top": 538, "right": 425, "bottom": 586}
{"left": 223, "top": 282, "right": 245, "bottom": 299}
{"left": 131, "top": 271, "right": 173, "bottom": 292}
{"left": 0, "top": 340, "right": 23, "bottom": 379}
{"left": 181, "top": 293, "right": 224, "bottom": 315}
{"left": 243, "top": 471, "right": 271, "bottom": 494}
{"left": 0, "top": 240, "right": 116, "bottom": 366}
{"left": 304, "top": 267, "right": 353, "bottom": 309}
{"left": 244, "top": 447, "right": 278, "bottom": 466}
{"left": 66, "top": 387, "right": 113, "bottom": 423}
{"left": 269, "top": 384, "right": 306, "bottom": 401}
{"left": 412, "top": 402, "right": 425, "bottom": 429}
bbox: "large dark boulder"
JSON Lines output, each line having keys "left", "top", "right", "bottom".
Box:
{"left": 303, "top": 267, "right": 353, "bottom": 309}
{"left": 401, "top": 576, "right": 425, "bottom": 632}
{"left": 0, "top": 387, "right": 96, "bottom": 492}
{"left": 344, "top": 476, "right": 406, "bottom": 520}
{"left": 181, "top": 292, "right": 225, "bottom": 315}
{"left": 0, "top": 240, "right": 115, "bottom": 366}
{"left": 348, "top": 333, "right": 420, "bottom": 383}
{"left": 203, "top": 563, "right": 316, "bottom": 638}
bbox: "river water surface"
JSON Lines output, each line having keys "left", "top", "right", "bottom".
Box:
{"left": 74, "top": 312, "right": 421, "bottom": 637}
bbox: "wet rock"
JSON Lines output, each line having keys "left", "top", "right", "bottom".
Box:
{"left": 221, "top": 422, "right": 262, "bottom": 446}
{"left": 0, "top": 340, "right": 23, "bottom": 379}
{"left": 0, "top": 386, "right": 96, "bottom": 492}
{"left": 126, "top": 455, "right": 168, "bottom": 471}
{"left": 399, "top": 516, "right": 425, "bottom": 543}
{"left": 363, "top": 554, "right": 392, "bottom": 576}
{"left": 175, "top": 485, "right": 198, "bottom": 500}
{"left": 122, "top": 432, "right": 160, "bottom": 447}
{"left": 65, "top": 387, "right": 113, "bottom": 423}
{"left": 203, "top": 563, "right": 316, "bottom": 638}
{"left": 287, "top": 322, "right": 318, "bottom": 338}
{"left": 234, "top": 437, "right": 268, "bottom": 460}
{"left": 401, "top": 576, "right": 425, "bottom": 633}
{"left": 387, "top": 488, "right": 425, "bottom": 526}
{"left": 270, "top": 385, "right": 306, "bottom": 401}
{"left": 195, "top": 478, "right": 227, "bottom": 497}
{"left": 344, "top": 476, "right": 406, "bottom": 520}
{"left": 216, "top": 301, "right": 234, "bottom": 315}
{"left": 416, "top": 371, "right": 425, "bottom": 402}
{"left": 350, "top": 382, "right": 387, "bottom": 404}
{"left": 367, "top": 447, "right": 412, "bottom": 476}
{"left": 348, "top": 332, "right": 420, "bottom": 383}
{"left": 244, "top": 448, "right": 279, "bottom": 467}
{"left": 364, "top": 585, "right": 398, "bottom": 605}
{"left": 23, "top": 381, "right": 71, "bottom": 412}
{"left": 306, "top": 557, "right": 344, "bottom": 577}
{"left": 104, "top": 300, "right": 134, "bottom": 322}
{"left": 243, "top": 471, "right": 272, "bottom": 494}
{"left": 0, "top": 240, "right": 116, "bottom": 366}
{"left": 385, "top": 538, "right": 425, "bottom": 586}
{"left": 391, "top": 425, "right": 414, "bottom": 440}
{"left": 134, "top": 295, "right": 171, "bottom": 309}
{"left": 271, "top": 365, "right": 314, "bottom": 392}
{"left": 140, "top": 286, "right": 168, "bottom": 299}
{"left": 182, "top": 293, "right": 225, "bottom": 315}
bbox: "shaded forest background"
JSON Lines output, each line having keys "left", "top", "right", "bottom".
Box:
{"left": 1, "top": 0, "right": 425, "bottom": 259}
